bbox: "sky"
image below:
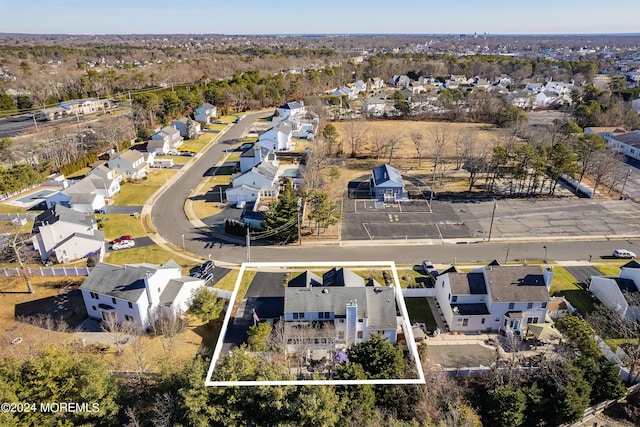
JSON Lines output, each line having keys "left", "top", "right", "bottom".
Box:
{"left": 2, "top": 0, "right": 640, "bottom": 35}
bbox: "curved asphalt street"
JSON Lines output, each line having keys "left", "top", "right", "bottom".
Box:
{"left": 151, "top": 114, "right": 640, "bottom": 266}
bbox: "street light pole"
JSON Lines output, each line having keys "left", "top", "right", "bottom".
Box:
{"left": 487, "top": 199, "right": 498, "bottom": 242}
{"left": 543, "top": 245, "right": 548, "bottom": 264}
{"left": 181, "top": 234, "right": 185, "bottom": 252}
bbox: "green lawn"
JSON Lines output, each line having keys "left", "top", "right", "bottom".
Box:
{"left": 594, "top": 264, "right": 623, "bottom": 277}
{"left": 213, "top": 269, "right": 240, "bottom": 292}
{"left": 99, "top": 213, "right": 146, "bottom": 241}
{"left": 549, "top": 266, "right": 596, "bottom": 315}
{"left": 235, "top": 270, "right": 257, "bottom": 301}
{"left": 404, "top": 297, "right": 437, "bottom": 331}
{"left": 180, "top": 133, "right": 213, "bottom": 152}
{"left": 105, "top": 245, "right": 197, "bottom": 273}
{"left": 114, "top": 170, "right": 177, "bottom": 206}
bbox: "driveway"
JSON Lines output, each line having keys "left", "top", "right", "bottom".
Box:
{"left": 103, "top": 206, "right": 142, "bottom": 214}
{"left": 563, "top": 265, "right": 604, "bottom": 285}
{"left": 221, "top": 271, "right": 284, "bottom": 353}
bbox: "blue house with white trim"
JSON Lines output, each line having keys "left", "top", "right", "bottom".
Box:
{"left": 370, "top": 164, "right": 407, "bottom": 202}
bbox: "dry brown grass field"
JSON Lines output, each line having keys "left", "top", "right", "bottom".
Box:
{"left": 332, "top": 120, "right": 500, "bottom": 160}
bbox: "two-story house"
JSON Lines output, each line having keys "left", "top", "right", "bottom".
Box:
{"left": 257, "top": 122, "right": 293, "bottom": 151}
{"left": 194, "top": 103, "right": 217, "bottom": 124}
{"left": 148, "top": 126, "right": 184, "bottom": 155}
{"left": 45, "top": 175, "right": 119, "bottom": 213}
{"left": 31, "top": 205, "right": 105, "bottom": 264}
{"left": 434, "top": 265, "right": 553, "bottom": 338}
{"left": 225, "top": 153, "right": 279, "bottom": 203}
{"left": 283, "top": 267, "right": 397, "bottom": 353}
{"left": 108, "top": 150, "right": 148, "bottom": 181}
{"left": 79, "top": 259, "right": 205, "bottom": 330}
{"left": 276, "top": 101, "right": 305, "bottom": 120}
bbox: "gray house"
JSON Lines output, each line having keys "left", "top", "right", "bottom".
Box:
{"left": 370, "top": 164, "right": 407, "bottom": 202}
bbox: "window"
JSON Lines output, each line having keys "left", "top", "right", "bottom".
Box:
{"left": 462, "top": 319, "right": 468, "bottom": 327}
{"left": 124, "top": 315, "right": 133, "bottom": 322}
{"left": 91, "top": 306, "right": 96, "bottom": 311}
{"left": 481, "top": 318, "right": 485, "bottom": 324}
{"left": 451, "top": 296, "right": 457, "bottom": 303}
{"left": 299, "top": 312, "right": 305, "bottom": 319}
{"left": 112, "top": 297, "right": 117, "bottom": 305}
{"left": 318, "top": 312, "right": 324, "bottom": 319}
{"left": 508, "top": 303, "right": 515, "bottom": 309}
{"left": 541, "top": 302, "right": 547, "bottom": 309}
{"left": 527, "top": 302, "right": 533, "bottom": 309}
{"left": 338, "top": 331, "right": 344, "bottom": 339}
{"left": 358, "top": 319, "right": 364, "bottom": 323}
{"left": 357, "top": 331, "right": 363, "bottom": 339}
{"left": 128, "top": 302, "right": 133, "bottom": 309}
{"left": 90, "top": 292, "right": 99, "bottom": 299}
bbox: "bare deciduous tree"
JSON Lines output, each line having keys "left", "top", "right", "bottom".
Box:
{"left": 409, "top": 130, "right": 425, "bottom": 167}
{"left": 346, "top": 119, "right": 367, "bottom": 158}
{"left": 369, "top": 131, "right": 389, "bottom": 160}
{"left": 387, "top": 134, "right": 403, "bottom": 165}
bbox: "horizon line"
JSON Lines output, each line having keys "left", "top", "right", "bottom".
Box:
{"left": 1, "top": 32, "right": 640, "bottom": 38}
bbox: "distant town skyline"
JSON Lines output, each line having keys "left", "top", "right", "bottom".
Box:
{"left": 2, "top": 0, "right": 639, "bottom": 36}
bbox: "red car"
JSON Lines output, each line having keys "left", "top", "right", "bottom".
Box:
{"left": 112, "top": 235, "right": 133, "bottom": 244}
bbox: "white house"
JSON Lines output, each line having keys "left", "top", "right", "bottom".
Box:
{"left": 225, "top": 153, "right": 279, "bottom": 203}
{"left": 150, "top": 126, "right": 183, "bottom": 154}
{"left": 258, "top": 122, "right": 293, "bottom": 151}
{"left": 45, "top": 175, "right": 119, "bottom": 212}
{"left": 79, "top": 259, "right": 205, "bottom": 330}
{"left": 277, "top": 101, "right": 305, "bottom": 119}
{"left": 89, "top": 162, "right": 121, "bottom": 182}
{"left": 194, "top": 103, "right": 217, "bottom": 124}
{"left": 108, "top": 150, "right": 149, "bottom": 181}
{"left": 31, "top": 205, "right": 105, "bottom": 264}
{"left": 434, "top": 264, "right": 553, "bottom": 337}
{"left": 240, "top": 144, "right": 271, "bottom": 173}
{"left": 362, "top": 95, "right": 388, "bottom": 117}
{"left": 283, "top": 268, "right": 397, "bottom": 353}
{"left": 589, "top": 260, "right": 640, "bottom": 321}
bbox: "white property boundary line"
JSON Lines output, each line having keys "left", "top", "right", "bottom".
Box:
{"left": 205, "top": 261, "right": 426, "bottom": 386}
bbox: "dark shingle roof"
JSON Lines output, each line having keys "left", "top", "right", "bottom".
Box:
{"left": 288, "top": 271, "right": 323, "bottom": 288}
{"left": 284, "top": 286, "right": 396, "bottom": 329}
{"left": 34, "top": 205, "right": 95, "bottom": 230}
{"left": 622, "top": 260, "right": 640, "bottom": 269}
{"left": 80, "top": 262, "right": 154, "bottom": 302}
{"left": 449, "top": 272, "right": 487, "bottom": 295}
{"left": 486, "top": 266, "right": 550, "bottom": 303}
{"left": 613, "top": 277, "right": 639, "bottom": 293}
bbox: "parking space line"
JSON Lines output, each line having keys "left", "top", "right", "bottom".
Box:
{"left": 388, "top": 214, "right": 393, "bottom": 222}
{"left": 434, "top": 222, "right": 444, "bottom": 242}
{"left": 394, "top": 215, "right": 399, "bottom": 222}
{"left": 361, "top": 223, "right": 374, "bottom": 240}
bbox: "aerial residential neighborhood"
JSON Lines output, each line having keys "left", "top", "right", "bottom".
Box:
{"left": 2, "top": 7, "right": 640, "bottom": 426}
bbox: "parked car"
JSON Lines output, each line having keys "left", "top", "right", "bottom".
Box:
{"left": 214, "top": 119, "right": 224, "bottom": 124}
{"left": 111, "top": 239, "right": 135, "bottom": 251}
{"left": 180, "top": 151, "right": 195, "bottom": 157}
{"left": 95, "top": 208, "right": 107, "bottom": 214}
{"left": 613, "top": 249, "right": 636, "bottom": 259}
{"left": 201, "top": 272, "right": 214, "bottom": 285}
{"left": 112, "top": 235, "right": 133, "bottom": 244}
{"left": 422, "top": 260, "right": 437, "bottom": 275}
{"left": 240, "top": 143, "right": 253, "bottom": 151}
{"left": 198, "top": 260, "right": 214, "bottom": 275}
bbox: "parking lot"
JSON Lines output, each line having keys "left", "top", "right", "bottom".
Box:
{"left": 341, "top": 185, "right": 640, "bottom": 242}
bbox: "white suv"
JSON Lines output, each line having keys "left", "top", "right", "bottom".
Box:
{"left": 613, "top": 249, "right": 636, "bottom": 259}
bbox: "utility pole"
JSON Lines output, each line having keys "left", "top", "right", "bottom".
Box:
{"left": 246, "top": 228, "right": 251, "bottom": 262}
{"left": 621, "top": 167, "right": 632, "bottom": 196}
{"left": 488, "top": 199, "right": 498, "bottom": 242}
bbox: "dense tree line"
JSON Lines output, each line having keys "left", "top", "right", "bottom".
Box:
{"left": 0, "top": 163, "right": 43, "bottom": 194}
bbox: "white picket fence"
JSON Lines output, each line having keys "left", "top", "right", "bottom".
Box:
{"left": 0, "top": 267, "right": 93, "bottom": 277}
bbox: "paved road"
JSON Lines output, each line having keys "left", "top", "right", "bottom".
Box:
{"left": 148, "top": 113, "right": 640, "bottom": 266}
{"left": 151, "top": 114, "right": 262, "bottom": 260}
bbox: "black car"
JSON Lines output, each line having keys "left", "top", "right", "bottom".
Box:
{"left": 198, "top": 260, "right": 214, "bottom": 275}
